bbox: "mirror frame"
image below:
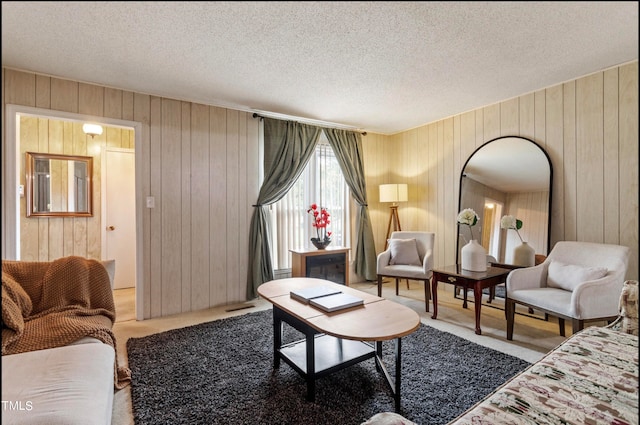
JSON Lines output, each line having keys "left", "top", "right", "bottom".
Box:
{"left": 455, "top": 136, "right": 553, "bottom": 266}
{"left": 25, "top": 152, "right": 94, "bottom": 217}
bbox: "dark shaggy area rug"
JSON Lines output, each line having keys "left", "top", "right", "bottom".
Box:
{"left": 126, "top": 309, "right": 530, "bottom": 425}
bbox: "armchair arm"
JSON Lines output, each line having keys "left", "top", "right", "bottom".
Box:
{"left": 506, "top": 262, "right": 549, "bottom": 292}
{"left": 377, "top": 249, "right": 392, "bottom": 272}
{"left": 571, "top": 273, "right": 623, "bottom": 319}
{"left": 422, "top": 248, "right": 434, "bottom": 274}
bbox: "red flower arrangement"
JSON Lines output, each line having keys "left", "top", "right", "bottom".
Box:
{"left": 307, "top": 203, "right": 332, "bottom": 247}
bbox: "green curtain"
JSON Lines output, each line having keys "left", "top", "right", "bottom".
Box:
{"left": 247, "top": 118, "right": 321, "bottom": 298}
{"left": 323, "top": 128, "right": 377, "bottom": 281}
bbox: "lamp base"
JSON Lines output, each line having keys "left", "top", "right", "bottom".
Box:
{"left": 384, "top": 205, "right": 401, "bottom": 250}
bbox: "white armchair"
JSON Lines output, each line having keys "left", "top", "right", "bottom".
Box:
{"left": 377, "top": 231, "right": 435, "bottom": 312}
{"left": 506, "top": 241, "right": 630, "bottom": 340}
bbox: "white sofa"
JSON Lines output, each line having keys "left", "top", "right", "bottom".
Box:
{"left": 2, "top": 337, "right": 116, "bottom": 424}
{"left": 1, "top": 257, "right": 124, "bottom": 425}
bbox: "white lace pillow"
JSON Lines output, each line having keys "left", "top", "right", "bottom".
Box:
{"left": 388, "top": 239, "right": 421, "bottom": 266}
{"left": 547, "top": 260, "right": 608, "bottom": 291}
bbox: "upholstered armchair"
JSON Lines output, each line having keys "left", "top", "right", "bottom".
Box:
{"left": 377, "top": 231, "right": 435, "bottom": 312}
{"left": 506, "top": 241, "right": 630, "bottom": 340}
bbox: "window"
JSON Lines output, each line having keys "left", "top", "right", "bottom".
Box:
{"left": 270, "top": 134, "right": 351, "bottom": 270}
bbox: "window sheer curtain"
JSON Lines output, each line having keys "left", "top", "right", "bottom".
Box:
{"left": 247, "top": 118, "right": 320, "bottom": 299}
{"left": 271, "top": 138, "right": 351, "bottom": 270}
{"left": 247, "top": 118, "right": 377, "bottom": 298}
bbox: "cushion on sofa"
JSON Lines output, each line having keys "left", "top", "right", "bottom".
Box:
{"left": 546, "top": 260, "right": 607, "bottom": 291}
{"left": 389, "top": 239, "right": 421, "bottom": 266}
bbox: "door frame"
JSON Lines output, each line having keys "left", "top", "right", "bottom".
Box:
{"left": 5, "top": 104, "right": 144, "bottom": 320}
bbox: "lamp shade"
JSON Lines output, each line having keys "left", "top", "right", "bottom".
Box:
{"left": 82, "top": 123, "right": 103, "bottom": 137}
{"left": 379, "top": 184, "right": 408, "bottom": 203}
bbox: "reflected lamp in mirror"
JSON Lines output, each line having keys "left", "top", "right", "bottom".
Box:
{"left": 25, "top": 152, "right": 93, "bottom": 217}
{"left": 82, "top": 123, "right": 103, "bottom": 138}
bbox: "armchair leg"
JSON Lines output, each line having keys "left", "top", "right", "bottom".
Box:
{"left": 377, "top": 275, "right": 383, "bottom": 297}
{"left": 572, "top": 319, "right": 584, "bottom": 334}
{"left": 395, "top": 278, "right": 399, "bottom": 295}
{"left": 558, "top": 318, "right": 565, "bottom": 337}
{"left": 423, "top": 278, "right": 430, "bottom": 313}
{"left": 506, "top": 298, "right": 515, "bottom": 340}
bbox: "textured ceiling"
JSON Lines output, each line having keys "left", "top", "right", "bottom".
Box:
{"left": 2, "top": 1, "right": 638, "bottom": 135}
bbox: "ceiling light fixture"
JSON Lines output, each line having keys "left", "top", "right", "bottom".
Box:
{"left": 82, "top": 123, "right": 103, "bottom": 138}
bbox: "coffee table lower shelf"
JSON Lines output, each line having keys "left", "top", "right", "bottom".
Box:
{"left": 279, "top": 335, "right": 375, "bottom": 377}
{"left": 273, "top": 306, "right": 403, "bottom": 411}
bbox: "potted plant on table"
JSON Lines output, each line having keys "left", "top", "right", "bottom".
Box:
{"left": 307, "top": 203, "right": 332, "bottom": 249}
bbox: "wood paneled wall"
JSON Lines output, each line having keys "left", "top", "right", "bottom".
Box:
{"left": 2, "top": 68, "right": 260, "bottom": 319}
{"left": 363, "top": 61, "right": 638, "bottom": 280}
{"left": 2, "top": 61, "right": 637, "bottom": 321}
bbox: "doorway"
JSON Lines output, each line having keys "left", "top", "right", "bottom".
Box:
{"left": 5, "top": 104, "right": 144, "bottom": 320}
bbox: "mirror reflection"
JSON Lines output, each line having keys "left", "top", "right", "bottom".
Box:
{"left": 26, "top": 152, "right": 93, "bottom": 217}
{"left": 456, "top": 136, "right": 552, "bottom": 266}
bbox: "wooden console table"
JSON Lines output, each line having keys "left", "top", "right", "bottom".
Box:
{"left": 432, "top": 265, "right": 511, "bottom": 335}
{"left": 290, "top": 247, "right": 350, "bottom": 286}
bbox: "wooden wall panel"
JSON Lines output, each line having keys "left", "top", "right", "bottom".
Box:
{"left": 149, "top": 95, "right": 162, "bottom": 318}
{"left": 20, "top": 117, "right": 38, "bottom": 260}
{"left": 160, "top": 99, "right": 183, "bottom": 316}
{"left": 501, "top": 98, "right": 519, "bottom": 135}
{"left": 133, "top": 91, "right": 152, "bottom": 319}
{"left": 603, "top": 68, "right": 620, "bottom": 245}
{"left": 225, "top": 110, "right": 241, "bottom": 303}
{"left": 618, "top": 62, "right": 639, "bottom": 281}
{"left": 519, "top": 93, "right": 535, "bottom": 139}
{"left": 209, "top": 106, "right": 228, "bottom": 307}
{"left": 190, "top": 103, "right": 212, "bottom": 311}
{"left": 180, "top": 101, "right": 192, "bottom": 313}
{"left": 104, "top": 88, "right": 123, "bottom": 120}
{"left": 576, "top": 73, "right": 604, "bottom": 242}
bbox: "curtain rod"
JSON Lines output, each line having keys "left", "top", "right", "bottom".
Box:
{"left": 252, "top": 113, "right": 367, "bottom": 136}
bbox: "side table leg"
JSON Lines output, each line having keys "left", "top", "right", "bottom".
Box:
{"left": 431, "top": 276, "right": 439, "bottom": 319}
{"left": 473, "top": 284, "right": 483, "bottom": 335}
{"left": 463, "top": 285, "right": 468, "bottom": 309}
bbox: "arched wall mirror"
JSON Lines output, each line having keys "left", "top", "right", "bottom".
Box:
{"left": 456, "top": 136, "right": 553, "bottom": 266}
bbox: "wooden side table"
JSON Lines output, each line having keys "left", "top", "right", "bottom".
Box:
{"left": 431, "top": 265, "right": 511, "bottom": 335}
{"left": 290, "top": 247, "right": 350, "bottom": 286}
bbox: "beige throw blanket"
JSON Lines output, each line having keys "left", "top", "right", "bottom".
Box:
{"left": 2, "top": 256, "right": 131, "bottom": 389}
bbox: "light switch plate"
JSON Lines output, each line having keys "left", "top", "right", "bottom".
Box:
{"left": 146, "top": 196, "right": 155, "bottom": 208}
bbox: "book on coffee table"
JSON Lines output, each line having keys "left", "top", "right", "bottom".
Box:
{"left": 290, "top": 286, "right": 343, "bottom": 304}
{"left": 309, "top": 292, "right": 364, "bottom": 312}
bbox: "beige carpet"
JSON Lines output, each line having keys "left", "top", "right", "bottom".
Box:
{"left": 111, "top": 280, "right": 586, "bottom": 425}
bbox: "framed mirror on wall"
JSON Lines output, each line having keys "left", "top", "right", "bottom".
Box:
{"left": 25, "top": 152, "right": 93, "bottom": 217}
{"left": 456, "top": 136, "right": 553, "bottom": 267}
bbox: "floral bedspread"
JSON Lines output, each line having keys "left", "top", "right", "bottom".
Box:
{"left": 449, "top": 326, "right": 639, "bottom": 425}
